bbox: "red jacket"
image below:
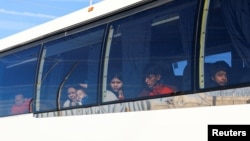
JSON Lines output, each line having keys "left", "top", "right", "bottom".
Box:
{"left": 11, "top": 99, "right": 31, "bottom": 115}
{"left": 139, "top": 84, "right": 174, "bottom": 97}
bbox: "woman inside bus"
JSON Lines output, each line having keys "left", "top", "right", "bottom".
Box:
{"left": 139, "top": 63, "right": 175, "bottom": 97}
{"left": 102, "top": 72, "right": 125, "bottom": 102}
{"left": 107, "top": 72, "right": 125, "bottom": 100}
{"left": 63, "top": 85, "right": 78, "bottom": 107}
{"left": 209, "top": 61, "right": 230, "bottom": 87}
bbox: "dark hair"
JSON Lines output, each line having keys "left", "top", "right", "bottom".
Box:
{"left": 75, "top": 86, "right": 86, "bottom": 92}
{"left": 210, "top": 61, "right": 230, "bottom": 77}
{"left": 144, "top": 63, "right": 163, "bottom": 77}
{"left": 108, "top": 72, "right": 123, "bottom": 83}
{"left": 107, "top": 72, "right": 123, "bottom": 94}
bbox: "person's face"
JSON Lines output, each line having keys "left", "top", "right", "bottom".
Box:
{"left": 15, "top": 95, "right": 25, "bottom": 105}
{"left": 110, "top": 78, "right": 123, "bottom": 92}
{"left": 212, "top": 70, "right": 228, "bottom": 86}
{"left": 67, "top": 87, "right": 77, "bottom": 101}
{"left": 77, "top": 90, "right": 86, "bottom": 99}
{"left": 145, "top": 74, "right": 161, "bottom": 88}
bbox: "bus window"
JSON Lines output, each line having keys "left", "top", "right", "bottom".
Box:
{"left": 0, "top": 46, "right": 40, "bottom": 117}
{"left": 203, "top": 0, "right": 250, "bottom": 89}
{"left": 102, "top": 0, "right": 198, "bottom": 102}
{"left": 204, "top": 52, "right": 231, "bottom": 88}
{"left": 35, "top": 26, "right": 105, "bottom": 112}
{"left": 172, "top": 60, "right": 188, "bottom": 91}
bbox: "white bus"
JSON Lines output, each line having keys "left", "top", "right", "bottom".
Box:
{"left": 0, "top": 0, "right": 250, "bottom": 140}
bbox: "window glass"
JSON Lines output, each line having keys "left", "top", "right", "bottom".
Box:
{"left": 102, "top": 0, "right": 198, "bottom": 102}
{"left": 0, "top": 46, "right": 40, "bottom": 116}
{"left": 205, "top": 52, "right": 231, "bottom": 66}
{"left": 36, "top": 26, "right": 105, "bottom": 112}
{"left": 204, "top": 0, "right": 250, "bottom": 88}
{"left": 172, "top": 61, "right": 187, "bottom": 76}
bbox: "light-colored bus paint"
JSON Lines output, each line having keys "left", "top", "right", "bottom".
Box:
{"left": 1, "top": 104, "right": 250, "bottom": 141}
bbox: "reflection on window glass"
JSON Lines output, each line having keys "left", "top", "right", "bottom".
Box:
{"left": 204, "top": 0, "right": 250, "bottom": 88}
{"left": 205, "top": 52, "right": 231, "bottom": 66}
{"left": 36, "top": 26, "right": 105, "bottom": 112}
{"left": 0, "top": 46, "right": 40, "bottom": 117}
{"left": 172, "top": 61, "right": 187, "bottom": 76}
{"left": 102, "top": 0, "right": 198, "bottom": 102}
